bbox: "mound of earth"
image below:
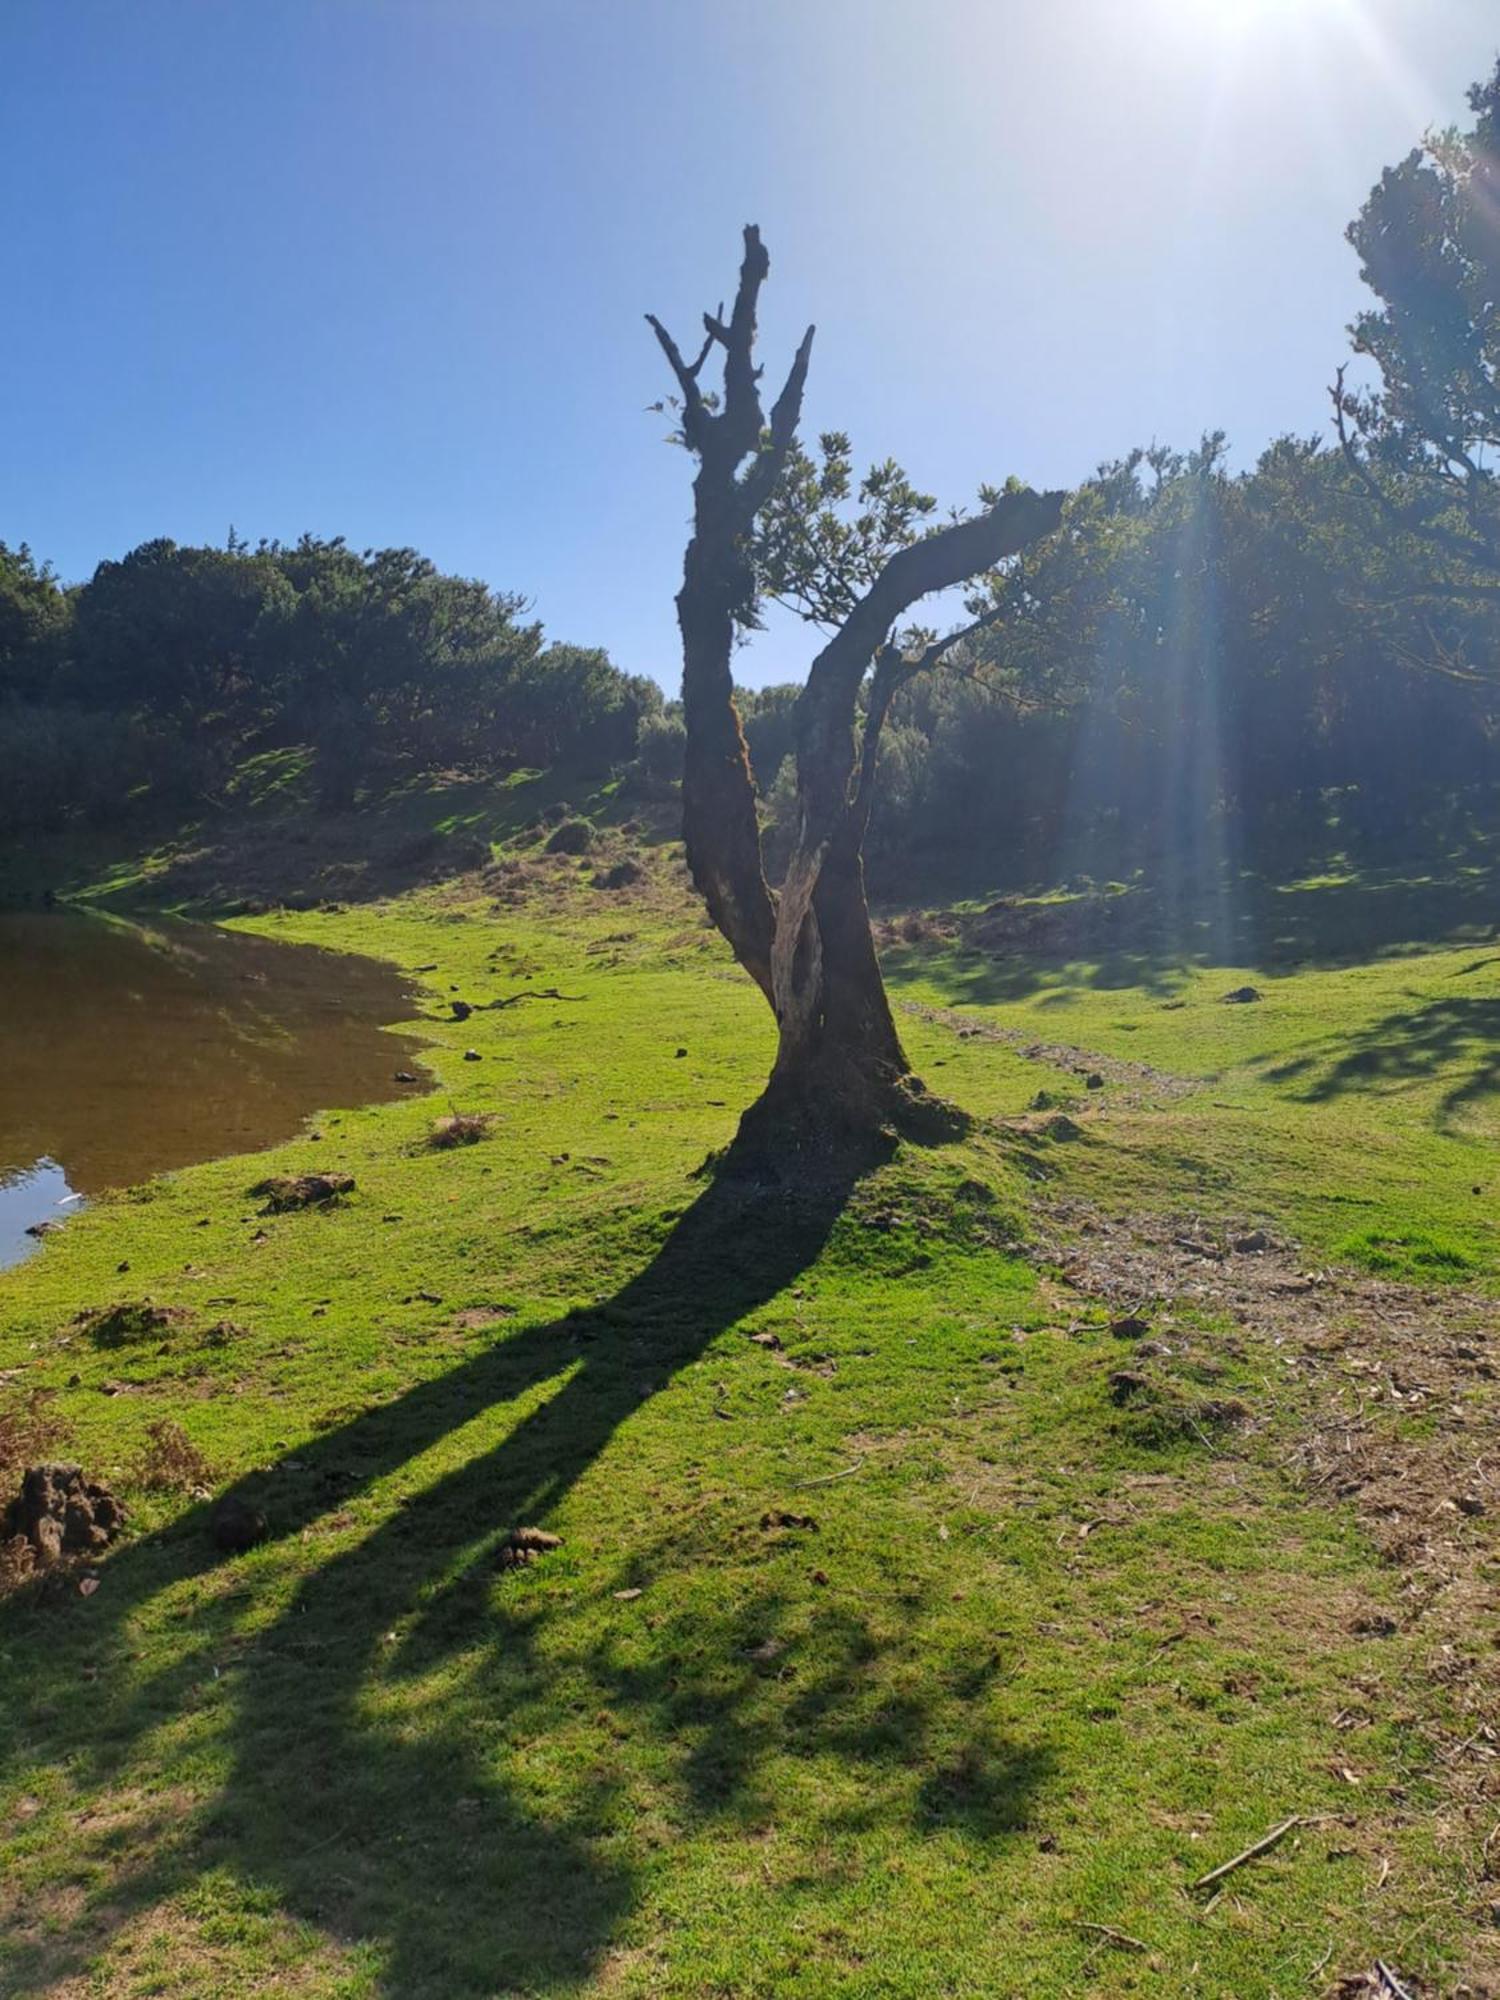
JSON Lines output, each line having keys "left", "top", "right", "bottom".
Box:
{"left": 4, "top": 1463, "right": 126, "bottom": 1569}
{"left": 250, "top": 1172, "right": 355, "bottom": 1213}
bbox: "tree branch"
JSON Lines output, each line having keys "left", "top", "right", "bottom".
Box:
{"left": 1333, "top": 367, "right": 1500, "bottom": 575}
{"left": 849, "top": 599, "right": 1017, "bottom": 841}
{"left": 740, "top": 324, "right": 816, "bottom": 515}
{"left": 647, "top": 315, "right": 710, "bottom": 446}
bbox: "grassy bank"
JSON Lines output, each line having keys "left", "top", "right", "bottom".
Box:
{"left": 1, "top": 832, "right": 1497, "bottom": 1997}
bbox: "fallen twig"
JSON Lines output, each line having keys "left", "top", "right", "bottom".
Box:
{"left": 1072, "top": 1920, "right": 1147, "bottom": 1952}
{"left": 1191, "top": 1814, "right": 1301, "bottom": 1892}
{"left": 793, "top": 1457, "right": 867, "bottom": 1489}
{"left": 1374, "top": 1960, "right": 1414, "bottom": 2000}
{"left": 490, "top": 988, "right": 585, "bottom": 1009}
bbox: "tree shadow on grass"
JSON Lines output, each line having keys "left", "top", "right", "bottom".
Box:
{"left": 1264, "top": 995, "right": 1500, "bottom": 1130}
{"left": 1, "top": 1129, "right": 1052, "bottom": 1998}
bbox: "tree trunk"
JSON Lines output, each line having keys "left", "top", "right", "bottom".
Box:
{"left": 676, "top": 501, "right": 778, "bottom": 1001}
{"left": 650, "top": 229, "right": 1063, "bottom": 1159}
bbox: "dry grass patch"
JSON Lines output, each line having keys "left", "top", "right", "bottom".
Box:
{"left": 131, "top": 1418, "right": 214, "bottom": 1494}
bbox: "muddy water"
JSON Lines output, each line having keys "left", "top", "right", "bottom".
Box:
{"left": 0, "top": 912, "right": 426, "bottom": 1268}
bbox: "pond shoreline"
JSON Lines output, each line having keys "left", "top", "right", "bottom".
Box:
{"left": 0, "top": 906, "right": 433, "bottom": 1270}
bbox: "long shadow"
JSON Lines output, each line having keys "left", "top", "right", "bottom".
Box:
{"left": 1264, "top": 994, "right": 1500, "bottom": 1129}
{"left": 0, "top": 1132, "right": 1052, "bottom": 1996}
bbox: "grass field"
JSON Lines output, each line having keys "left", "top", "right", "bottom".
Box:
{"left": 2, "top": 815, "right": 1498, "bottom": 1997}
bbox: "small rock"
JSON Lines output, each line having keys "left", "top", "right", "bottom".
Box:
{"left": 1232, "top": 1229, "right": 1269, "bottom": 1253}
{"left": 1040, "top": 1113, "right": 1082, "bottom": 1142}
{"left": 450, "top": 1000, "right": 473, "bottom": 1022}
{"left": 210, "top": 1493, "right": 269, "bottom": 1554}
{"left": 394, "top": 1071, "right": 419, "bottom": 1083}
{"left": 1222, "top": 985, "right": 1262, "bottom": 1004}
{"left": 1457, "top": 1493, "right": 1487, "bottom": 1516}
{"left": 1109, "top": 1314, "right": 1151, "bottom": 1340}
{"left": 1084, "top": 1072, "right": 1105, "bottom": 1090}
{"left": 463, "top": 1049, "right": 482, "bottom": 1062}
{"left": 675, "top": 1047, "right": 688, "bottom": 1059}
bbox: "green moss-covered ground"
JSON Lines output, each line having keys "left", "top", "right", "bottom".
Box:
{"left": 2, "top": 828, "right": 1497, "bottom": 1997}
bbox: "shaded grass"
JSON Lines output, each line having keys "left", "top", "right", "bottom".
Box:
{"left": 891, "top": 927, "right": 1500, "bottom": 1284}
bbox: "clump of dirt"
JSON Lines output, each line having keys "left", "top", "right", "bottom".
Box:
{"left": 249, "top": 1172, "right": 355, "bottom": 1213}
{"left": 496, "top": 1526, "right": 562, "bottom": 1570}
{"left": 595, "top": 857, "right": 645, "bottom": 890}
{"left": 76, "top": 1301, "right": 191, "bottom": 1349}
{"left": 544, "top": 818, "right": 595, "bottom": 856}
{"left": 3, "top": 1463, "right": 126, "bottom": 1573}
{"left": 426, "top": 1112, "right": 492, "bottom": 1149}
{"left": 0, "top": 1394, "right": 69, "bottom": 1592}
{"left": 202, "top": 1318, "right": 247, "bottom": 1348}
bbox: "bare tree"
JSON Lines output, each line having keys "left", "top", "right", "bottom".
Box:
{"left": 650, "top": 227, "right": 1062, "bottom": 1149}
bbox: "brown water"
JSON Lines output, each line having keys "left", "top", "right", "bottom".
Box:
{"left": 0, "top": 912, "right": 426, "bottom": 1268}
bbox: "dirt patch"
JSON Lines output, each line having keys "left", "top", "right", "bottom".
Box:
{"left": 451, "top": 1304, "right": 518, "bottom": 1331}
{"left": 1032, "top": 1193, "right": 1500, "bottom": 1968}
{"left": 907, "top": 1002, "right": 1199, "bottom": 1106}
{"left": 76, "top": 1301, "right": 191, "bottom": 1349}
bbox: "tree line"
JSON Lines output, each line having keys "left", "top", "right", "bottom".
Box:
{"left": 0, "top": 532, "right": 661, "bottom": 835}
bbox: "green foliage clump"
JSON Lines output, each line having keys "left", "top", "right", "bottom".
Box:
{"left": 1336, "top": 1228, "right": 1474, "bottom": 1280}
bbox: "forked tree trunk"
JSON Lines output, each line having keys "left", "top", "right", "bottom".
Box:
{"left": 651, "top": 229, "right": 1062, "bottom": 1152}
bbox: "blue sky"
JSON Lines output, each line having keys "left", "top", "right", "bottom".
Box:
{"left": 4, "top": 0, "right": 1497, "bottom": 689}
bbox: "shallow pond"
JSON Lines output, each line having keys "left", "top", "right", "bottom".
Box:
{"left": 0, "top": 911, "right": 426, "bottom": 1268}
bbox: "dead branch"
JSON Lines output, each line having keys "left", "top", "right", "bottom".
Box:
{"left": 1071, "top": 1920, "right": 1148, "bottom": 1952}
{"left": 1190, "top": 1814, "right": 1301, "bottom": 1892}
